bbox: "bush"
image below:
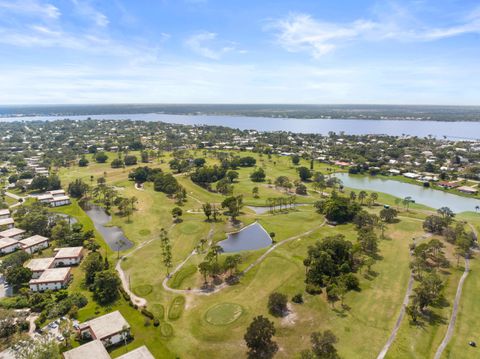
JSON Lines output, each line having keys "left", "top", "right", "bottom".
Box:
{"left": 306, "top": 284, "right": 322, "bottom": 295}
{"left": 141, "top": 308, "right": 155, "bottom": 320}
{"left": 153, "top": 319, "right": 160, "bottom": 327}
{"left": 267, "top": 292, "right": 288, "bottom": 317}
{"left": 292, "top": 294, "right": 303, "bottom": 304}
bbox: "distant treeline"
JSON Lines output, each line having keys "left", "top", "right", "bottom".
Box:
{"left": 1, "top": 104, "right": 480, "bottom": 121}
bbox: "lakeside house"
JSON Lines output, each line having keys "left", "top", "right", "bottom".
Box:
{"left": 29, "top": 267, "right": 72, "bottom": 292}
{"left": 438, "top": 181, "right": 460, "bottom": 189}
{"left": 457, "top": 186, "right": 478, "bottom": 195}
{"left": 0, "top": 228, "right": 26, "bottom": 240}
{"left": 19, "top": 235, "right": 49, "bottom": 254}
{"left": 79, "top": 311, "right": 131, "bottom": 347}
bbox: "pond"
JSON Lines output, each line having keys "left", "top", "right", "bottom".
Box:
{"left": 84, "top": 205, "right": 134, "bottom": 251}
{"left": 55, "top": 213, "right": 78, "bottom": 225}
{"left": 218, "top": 222, "right": 272, "bottom": 253}
{"left": 334, "top": 173, "right": 480, "bottom": 213}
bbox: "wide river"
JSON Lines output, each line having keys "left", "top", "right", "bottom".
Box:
{"left": 334, "top": 173, "right": 480, "bottom": 213}
{"left": 1, "top": 113, "right": 480, "bottom": 139}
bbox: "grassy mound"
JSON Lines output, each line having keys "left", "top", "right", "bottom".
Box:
{"left": 204, "top": 303, "right": 244, "bottom": 326}
{"left": 169, "top": 265, "right": 197, "bottom": 289}
{"left": 139, "top": 229, "right": 151, "bottom": 236}
{"left": 160, "top": 322, "right": 174, "bottom": 337}
{"left": 179, "top": 222, "right": 201, "bottom": 235}
{"left": 133, "top": 284, "right": 153, "bottom": 297}
{"left": 151, "top": 303, "right": 165, "bottom": 320}
{"left": 168, "top": 296, "right": 186, "bottom": 320}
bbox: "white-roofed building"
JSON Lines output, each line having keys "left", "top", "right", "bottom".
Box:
{"left": 0, "top": 228, "right": 26, "bottom": 240}
{"left": 0, "top": 209, "right": 10, "bottom": 220}
{"left": 0, "top": 218, "right": 14, "bottom": 230}
{"left": 24, "top": 257, "right": 55, "bottom": 279}
{"left": 53, "top": 247, "right": 84, "bottom": 266}
{"left": 19, "top": 235, "right": 49, "bottom": 254}
{"left": 50, "top": 195, "right": 71, "bottom": 207}
{"left": 117, "top": 346, "right": 155, "bottom": 359}
{"left": 63, "top": 340, "right": 110, "bottom": 359}
{"left": 29, "top": 267, "right": 72, "bottom": 292}
{"left": 0, "top": 237, "right": 20, "bottom": 255}
{"left": 48, "top": 189, "right": 66, "bottom": 197}
{"left": 79, "top": 311, "right": 130, "bottom": 347}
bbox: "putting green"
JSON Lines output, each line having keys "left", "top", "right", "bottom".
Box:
{"left": 204, "top": 303, "right": 244, "bottom": 326}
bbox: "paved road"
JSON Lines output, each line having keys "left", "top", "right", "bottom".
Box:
{"left": 433, "top": 257, "right": 470, "bottom": 359}
{"left": 433, "top": 224, "right": 476, "bottom": 359}
{"left": 376, "top": 237, "right": 418, "bottom": 359}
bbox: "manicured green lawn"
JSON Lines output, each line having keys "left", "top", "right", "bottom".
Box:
{"left": 52, "top": 149, "right": 480, "bottom": 359}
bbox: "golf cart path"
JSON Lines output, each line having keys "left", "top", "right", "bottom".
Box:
{"left": 115, "top": 223, "right": 176, "bottom": 307}
{"left": 162, "top": 220, "right": 326, "bottom": 296}
{"left": 433, "top": 224, "right": 476, "bottom": 359}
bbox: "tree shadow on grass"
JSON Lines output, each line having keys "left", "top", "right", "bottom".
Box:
{"left": 363, "top": 270, "right": 379, "bottom": 281}
{"left": 333, "top": 304, "right": 350, "bottom": 318}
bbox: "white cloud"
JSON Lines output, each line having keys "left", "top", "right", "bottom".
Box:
{"left": 0, "top": 0, "right": 60, "bottom": 19}
{"left": 71, "top": 0, "right": 109, "bottom": 27}
{"left": 185, "top": 31, "right": 239, "bottom": 60}
{"left": 270, "top": 6, "right": 480, "bottom": 58}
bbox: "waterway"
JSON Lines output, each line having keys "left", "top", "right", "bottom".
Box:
{"left": 218, "top": 222, "right": 272, "bottom": 253}
{"left": 1, "top": 113, "right": 479, "bottom": 139}
{"left": 84, "top": 205, "right": 133, "bottom": 251}
{"left": 334, "top": 173, "right": 480, "bottom": 213}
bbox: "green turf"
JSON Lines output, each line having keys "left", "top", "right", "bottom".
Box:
{"left": 204, "top": 303, "right": 244, "bottom": 326}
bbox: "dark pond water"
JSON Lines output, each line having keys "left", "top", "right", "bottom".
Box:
{"left": 55, "top": 213, "right": 78, "bottom": 225}
{"left": 334, "top": 173, "right": 480, "bottom": 213}
{"left": 84, "top": 205, "right": 133, "bottom": 251}
{"left": 218, "top": 222, "right": 272, "bottom": 253}
{"left": 1, "top": 113, "right": 479, "bottom": 139}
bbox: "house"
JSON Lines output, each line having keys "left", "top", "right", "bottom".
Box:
{"left": 53, "top": 247, "right": 84, "bottom": 266}
{"left": 457, "top": 186, "right": 478, "bottom": 195}
{"left": 117, "top": 346, "right": 155, "bottom": 359}
{"left": 0, "top": 209, "right": 10, "bottom": 220}
{"left": 63, "top": 340, "right": 110, "bottom": 359}
{"left": 438, "top": 181, "right": 460, "bottom": 189}
{"left": 19, "top": 235, "right": 49, "bottom": 254}
{"left": 29, "top": 267, "right": 72, "bottom": 292}
{"left": 403, "top": 172, "right": 420, "bottom": 179}
{"left": 24, "top": 257, "right": 55, "bottom": 279}
{"left": 79, "top": 311, "right": 131, "bottom": 347}
{"left": 50, "top": 195, "right": 71, "bottom": 207}
{"left": 36, "top": 192, "right": 71, "bottom": 207}
{"left": 48, "top": 189, "right": 66, "bottom": 197}
{"left": 0, "top": 228, "right": 26, "bottom": 240}
{"left": 388, "top": 169, "right": 401, "bottom": 175}
{"left": 0, "top": 218, "right": 14, "bottom": 230}
{"left": 0, "top": 237, "right": 20, "bottom": 255}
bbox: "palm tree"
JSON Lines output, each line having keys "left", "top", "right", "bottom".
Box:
{"left": 370, "top": 192, "right": 378, "bottom": 205}
{"left": 402, "top": 196, "right": 414, "bottom": 212}
{"left": 350, "top": 191, "right": 356, "bottom": 201}
{"left": 358, "top": 191, "right": 367, "bottom": 205}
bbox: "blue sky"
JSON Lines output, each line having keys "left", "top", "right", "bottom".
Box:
{"left": 0, "top": 0, "right": 479, "bottom": 105}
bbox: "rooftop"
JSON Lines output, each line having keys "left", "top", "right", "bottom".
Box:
{"left": 117, "top": 346, "right": 155, "bottom": 359}
{"left": 80, "top": 310, "right": 130, "bottom": 340}
{"left": 0, "top": 228, "right": 25, "bottom": 238}
{"left": 0, "top": 209, "right": 10, "bottom": 216}
{"left": 19, "top": 235, "right": 49, "bottom": 248}
{"left": 30, "top": 267, "right": 70, "bottom": 283}
{"left": 0, "top": 218, "right": 14, "bottom": 226}
{"left": 54, "top": 246, "right": 83, "bottom": 259}
{"left": 0, "top": 237, "right": 19, "bottom": 249}
{"left": 25, "top": 257, "right": 55, "bottom": 272}
{"left": 63, "top": 340, "right": 110, "bottom": 359}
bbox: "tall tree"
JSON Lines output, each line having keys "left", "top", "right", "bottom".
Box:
{"left": 244, "top": 316, "right": 278, "bottom": 359}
